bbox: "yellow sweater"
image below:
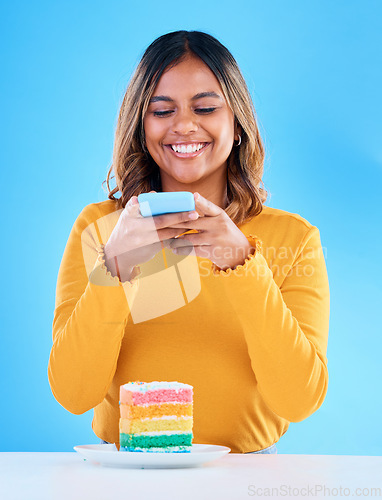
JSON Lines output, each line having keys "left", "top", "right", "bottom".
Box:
{"left": 48, "top": 199, "right": 330, "bottom": 453}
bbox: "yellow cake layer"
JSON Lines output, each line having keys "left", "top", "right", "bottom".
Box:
{"left": 120, "top": 402, "right": 192, "bottom": 420}
{"left": 119, "top": 416, "right": 193, "bottom": 434}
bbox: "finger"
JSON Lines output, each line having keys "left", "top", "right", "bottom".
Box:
{"left": 125, "top": 196, "right": 142, "bottom": 217}
{"left": 126, "top": 191, "right": 156, "bottom": 216}
{"left": 168, "top": 238, "right": 194, "bottom": 249}
{"left": 161, "top": 237, "right": 181, "bottom": 248}
{"left": 171, "top": 244, "right": 210, "bottom": 259}
{"left": 171, "top": 246, "right": 195, "bottom": 257}
{"left": 153, "top": 210, "right": 199, "bottom": 231}
{"left": 167, "top": 217, "right": 207, "bottom": 230}
{"left": 193, "top": 192, "right": 221, "bottom": 217}
{"left": 128, "top": 195, "right": 139, "bottom": 205}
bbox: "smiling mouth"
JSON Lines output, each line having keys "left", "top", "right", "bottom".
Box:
{"left": 165, "top": 142, "right": 210, "bottom": 158}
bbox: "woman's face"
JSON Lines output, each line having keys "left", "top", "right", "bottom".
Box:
{"left": 143, "top": 54, "right": 237, "bottom": 190}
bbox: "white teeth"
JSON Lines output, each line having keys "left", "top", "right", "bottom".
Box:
{"left": 171, "top": 143, "right": 205, "bottom": 153}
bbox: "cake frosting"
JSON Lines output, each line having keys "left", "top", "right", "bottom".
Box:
{"left": 119, "top": 381, "right": 193, "bottom": 453}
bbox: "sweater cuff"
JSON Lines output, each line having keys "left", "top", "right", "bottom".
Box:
{"left": 89, "top": 245, "right": 141, "bottom": 287}
{"left": 210, "top": 234, "right": 263, "bottom": 277}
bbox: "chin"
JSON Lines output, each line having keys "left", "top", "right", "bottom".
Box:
{"left": 172, "top": 176, "right": 203, "bottom": 186}
{"left": 165, "top": 168, "right": 206, "bottom": 184}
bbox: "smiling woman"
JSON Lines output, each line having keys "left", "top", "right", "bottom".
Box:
{"left": 48, "top": 30, "right": 330, "bottom": 455}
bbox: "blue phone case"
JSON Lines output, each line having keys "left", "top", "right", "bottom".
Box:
{"left": 138, "top": 192, "right": 195, "bottom": 217}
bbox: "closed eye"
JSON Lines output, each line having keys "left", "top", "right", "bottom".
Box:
{"left": 153, "top": 108, "right": 217, "bottom": 117}
{"left": 195, "top": 108, "right": 216, "bottom": 115}
{"left": 153, "top": 110, "right": 173, "bottom": 117}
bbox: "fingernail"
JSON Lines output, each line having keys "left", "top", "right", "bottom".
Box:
{"left": 194, "top": 192, "right": 200, "bottom": 201}
{"left": 189, "top": 211, "right": 199, "bottom": 219}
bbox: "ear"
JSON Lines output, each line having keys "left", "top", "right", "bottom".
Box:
{"left": 234, "top": 121, "right": 242, "bottom": 141}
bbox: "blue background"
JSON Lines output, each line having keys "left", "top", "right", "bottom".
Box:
{"left": 1, "top": 0, "right": 381, "bottom": 455}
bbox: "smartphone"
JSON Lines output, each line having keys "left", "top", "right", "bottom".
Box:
{"left": 138, "top": 192, "right": 195, "bottom": 217}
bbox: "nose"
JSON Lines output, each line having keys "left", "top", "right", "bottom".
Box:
{"left": 172, "top": 108, "right": 198, "bottom": 135}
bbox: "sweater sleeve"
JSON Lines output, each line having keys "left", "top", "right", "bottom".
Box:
{"left": 212, "top": 225, "right": 330, "bottom": 422}
{"left": 48, "top": 205, "right": 140, "bottom": 415}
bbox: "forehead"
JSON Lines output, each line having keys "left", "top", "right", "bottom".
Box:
{"left": 153, "top": 55, "right": 223, "bottom": 97}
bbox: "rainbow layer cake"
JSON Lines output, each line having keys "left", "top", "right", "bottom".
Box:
{"left": 119, "top": 381, "right": 193, "bottom": 453}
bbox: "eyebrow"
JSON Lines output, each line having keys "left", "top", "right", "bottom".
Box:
{"left": 149, "top": 91, "right": 223, "bottom": 103}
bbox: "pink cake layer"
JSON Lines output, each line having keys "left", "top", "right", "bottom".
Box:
{"left": 120, "top": 388, "right": 192, "bottom": 405}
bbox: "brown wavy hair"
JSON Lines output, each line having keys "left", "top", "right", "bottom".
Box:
{"left": 104, "top": 30, "right": 268, "bottom": 225}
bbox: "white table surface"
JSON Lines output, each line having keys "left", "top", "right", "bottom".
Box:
{"left": 0, "top": 452, "right": 381, "bottom": 500}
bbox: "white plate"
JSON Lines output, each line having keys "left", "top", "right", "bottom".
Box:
{"left": 74, "top": 443, "right": 230, "bottom": 469}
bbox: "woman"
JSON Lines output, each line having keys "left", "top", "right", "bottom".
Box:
{"left": 48, "top": 30, "right": 330, "bottom": 454}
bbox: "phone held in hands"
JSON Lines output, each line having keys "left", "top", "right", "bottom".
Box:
{"left": 138, "top": 192, "right": 195, "bottom": 217}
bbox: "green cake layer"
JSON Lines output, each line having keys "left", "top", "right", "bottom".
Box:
{"left": 120, "top": 433, "right": 192, "bottom": 449}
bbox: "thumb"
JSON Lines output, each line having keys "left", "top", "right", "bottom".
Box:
{"left": 125, "top": 196, "right": 141, "bottom": 216}
{"left": 127, "top": 196, "right": 139, "bottom": 206}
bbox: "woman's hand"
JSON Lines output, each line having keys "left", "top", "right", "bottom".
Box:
{"left": 104, "top": 191, "right": 199, "bottom": 280}
{"left": 168, "top": 192, "right": 255, "bottom": 271}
